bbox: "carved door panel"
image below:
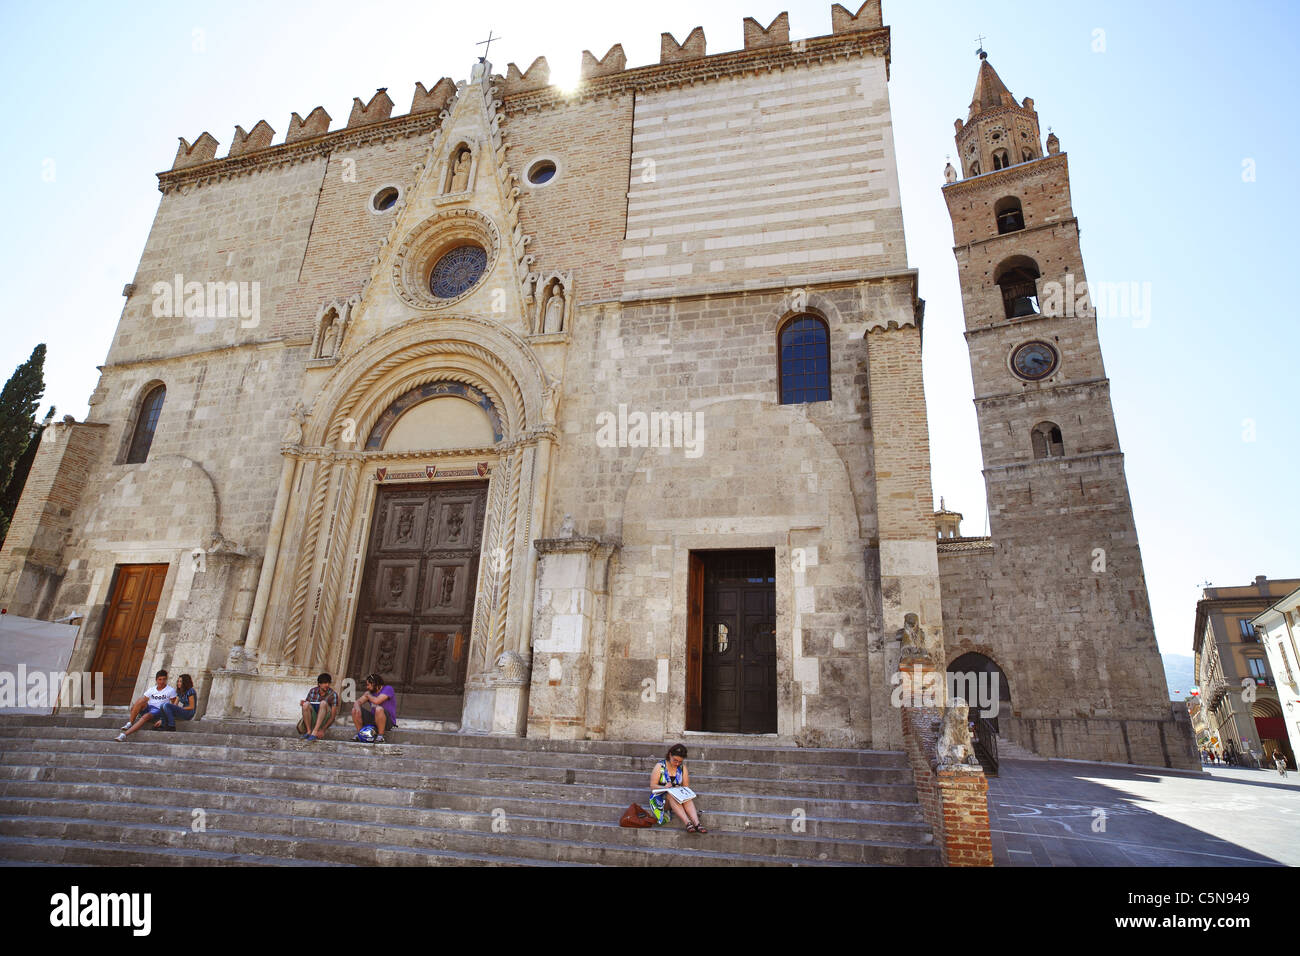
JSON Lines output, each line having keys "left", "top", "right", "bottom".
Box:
{"left": 348, "top": 481, "right": 486, "bottom": 720}
{"left": 91, "top": 564, "right": 169, "bottom": 705}
{"left": 700, "top": 550, "right": 777, "bottom": 734}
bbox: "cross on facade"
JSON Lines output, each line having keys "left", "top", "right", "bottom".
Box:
{"left": 477, "top": 30, "right": 501, "bottom": 63}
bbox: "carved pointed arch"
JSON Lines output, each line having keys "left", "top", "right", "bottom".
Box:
{"left": 304, "top": 315, "right": 549, "bottom": 450}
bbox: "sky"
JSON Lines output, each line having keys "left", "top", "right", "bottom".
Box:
{"left": 0, "top": 0, "right": 1296, "bottom": 658}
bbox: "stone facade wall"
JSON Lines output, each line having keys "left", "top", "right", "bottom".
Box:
{"left": 622, "top": 56, "right": 904, "bottom": 298}
{"left": 504, "top": 96, "right": 634, "bottom": 305}
{"left": 544, "top": 285, "right": 885, "bottom": 747}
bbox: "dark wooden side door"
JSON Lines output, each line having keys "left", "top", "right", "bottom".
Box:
{"left": 91, "top": 564, "right": 168, "bottom": 705}
{"left": 347, "top": 481, "right": 487, "bottom": 721}
{"left": 699, "top": 550, "right": 777, "bottom": 734}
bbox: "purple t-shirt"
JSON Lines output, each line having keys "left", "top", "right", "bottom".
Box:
{"left": 367, "top": 685, "right": 398, "bottom": 727}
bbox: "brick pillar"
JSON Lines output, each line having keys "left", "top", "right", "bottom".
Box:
{"left": 898, "top": 656, "right": 993, "bottom": 867}
{"left": 0, "top": 420, "right": 107, "bottom": 616}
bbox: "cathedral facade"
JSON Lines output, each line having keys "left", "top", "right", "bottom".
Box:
{"left": 0, "top": 2, "right": 1196, "bottom": 765}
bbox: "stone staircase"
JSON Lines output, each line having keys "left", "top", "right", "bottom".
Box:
{"left": 0, "top": 713, "right": 940, "bottom": 866}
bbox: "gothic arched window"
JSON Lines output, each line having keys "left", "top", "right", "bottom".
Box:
{"left": 992, "top": 148, "right": 1011, "bottom": 171}
{"left": 126, "top": 384, "right": 166, "bottom": 464}
{"left": 779, "top": 315, "right": 831, "bottom": 405}
{"left": 1031, "top": 421, "right": 1064, "bottom": 459}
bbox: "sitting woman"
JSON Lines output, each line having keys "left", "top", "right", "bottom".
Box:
{"left": 159, "top": 674, "right": 197, "bottom": 731}
{"left": 649, "top": 743, "right": 707, "bottom": 834}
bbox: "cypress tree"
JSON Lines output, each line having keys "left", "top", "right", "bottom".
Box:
{"left": 0, "top": 345, "right": 48, "bottom": 528}
{"left": 0, "top": 405, "right": 54, "bottom": 547}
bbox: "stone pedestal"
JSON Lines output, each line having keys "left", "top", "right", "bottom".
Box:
{"left": 526, "top": 535, "right": 616, "bottom": 739}
{"left": 898, "top": 662, "right": 992, "bottom": 867}
{"left": 461, "top": 651, "right": 532, "bottom": 735}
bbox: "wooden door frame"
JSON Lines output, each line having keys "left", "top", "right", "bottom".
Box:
{"left": 686, "top": 552, "right": 704, "bottom": 731}
{"left": 90, "top": 562, "right": 169, "bottom": 705}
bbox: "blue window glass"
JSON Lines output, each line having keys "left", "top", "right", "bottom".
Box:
{"left": 779, "top": 317, "right": 830, "bottom": 404}
{"left": 429, "top": 245, "right": 487, "bottom": 299}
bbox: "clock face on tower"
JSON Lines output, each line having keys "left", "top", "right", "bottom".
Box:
{"left": 1010, "top": 341, "right": 1058, "bottom": 381}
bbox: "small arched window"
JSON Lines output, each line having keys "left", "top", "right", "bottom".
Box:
{"left": 992, "top": 149, "right": 1011, "bottom": 170}
{"left": 1021, "top": 147, "right": 1034, "bottom": 163}
{"left": 995, "top": 196, "right": 1025, "bottom": 234}
{"left": 1031, "top": 421, "right": 1064, "bottom": 459}
{"left": 126, "top": 384, "right": 166, "bottom": 464}
{"left": 970, "top": 160, "right": 981, "bottom": 176}
{"left": 995, "top": 256, "right": 1042, "bottom": 319}
{"left": 778, "top": 315, "right": 831, "bottom": 405}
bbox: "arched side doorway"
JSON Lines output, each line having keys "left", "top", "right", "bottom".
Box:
{"left": 947, "top": 651, "right": 1012, "bottom": 730}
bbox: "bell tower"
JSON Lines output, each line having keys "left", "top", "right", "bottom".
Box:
{"left": 938, "top": 52, "right": 1197, "bottom": 766}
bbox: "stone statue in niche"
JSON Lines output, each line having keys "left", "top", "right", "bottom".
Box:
{"left": 318, "top": 311, "right": 339, "bottom": 358}
{"left": 897, "top": 612, "right": 930, "bottom": 661}
{"left": 541, "top": 382, "right": 560, "bottom": 424}
{"left": 542, "top": 279, "right": 566, "bottom": 334}
{"left": 281, "top": 401, "right": 309, "bottom": 444}
{"left": 449, "top": 148, "right": 472, "bottom": 192}
{"left": 558, "top": 513, "right": 575, "bottom": 538}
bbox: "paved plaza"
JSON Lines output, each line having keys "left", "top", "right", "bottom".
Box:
{"left": 988, "top": 758, "right": 1300, "bottom": 866}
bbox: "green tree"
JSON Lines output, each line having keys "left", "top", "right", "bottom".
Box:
{"left": 0, "top": 345, "right": 47, "bottom": 543}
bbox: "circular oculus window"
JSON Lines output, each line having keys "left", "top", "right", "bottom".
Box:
{"left": 371, "top": 186, "right": 400, "bottom": 212}
{"left": 527, "top": 159, "right": 557, "bottom": 186}
{"left": 1010, "top": 341, "right": 1059, "bottom": 381}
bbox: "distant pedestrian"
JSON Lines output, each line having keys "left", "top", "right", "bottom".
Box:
{"left": 1273, "top": 750, "right": 1288, "bottom": 778}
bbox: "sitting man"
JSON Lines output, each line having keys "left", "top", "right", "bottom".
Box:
{"left": 116, "top": 670, "right": 177, "bottom": 741}
{"left": 351, "top": 672, "right": 397, "bottom": 743}
{"left": 298, "top": 672, "right": 339, "bottom": 742}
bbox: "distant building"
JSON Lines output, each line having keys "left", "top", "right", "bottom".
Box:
{"left": 1252, "top": 586, "right": 1300, "bottom": 769}
{"left": 1194, "top": 576, "right": 1300, "bottom": 766}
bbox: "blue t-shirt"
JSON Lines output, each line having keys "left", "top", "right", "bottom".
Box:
{"left": 175, "top": 688, "right": 197, "bottom": 711}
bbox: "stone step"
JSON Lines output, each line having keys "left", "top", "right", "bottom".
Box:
{"left": 0, "top": 749, "right": 908, "bottom": 801}
{"left": 0, "top": 715, "right": 899, "bottom": 767}
{"left": 0, "top": 795, "right": 934, "bottom": 863}
{"left": 0, "top": 730, "right": 910, "bottom": 782}
{"left": 0, "top": 714, "right": 937, "bottom": 866}
{"left": 0, "top": 763, "right": 923, "bottom": 819}
{"left": 0, "top": 779, "right": 925, "bottom": 840}
{"left": 0, "top": 814, "right": 935, "bottom": 866}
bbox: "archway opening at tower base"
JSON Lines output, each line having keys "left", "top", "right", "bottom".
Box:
{"left": 947, "top": 652, "right": 1012, "bottom": 730}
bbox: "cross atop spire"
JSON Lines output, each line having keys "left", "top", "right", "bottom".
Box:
{"left": 477, "top": 29, "right": 501, "bottom": 63}
{"left": 975, "top": 34, "right": 987, "bottom": 59}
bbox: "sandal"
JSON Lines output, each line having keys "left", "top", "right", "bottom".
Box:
{"left": 685, "top": 824, "right": 699, "bottom": 834}
{"left": 694, "top": 824, "right": 708, "bottom": 834}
